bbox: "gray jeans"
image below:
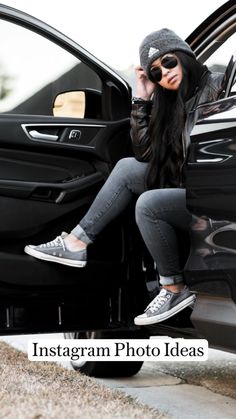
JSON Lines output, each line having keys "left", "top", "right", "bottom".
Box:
{"left": 71, "top": 157, "right": 192, "bottom": 285}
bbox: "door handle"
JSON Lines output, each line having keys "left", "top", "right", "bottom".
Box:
{"left": 29, "top": 130, "right": 58, "bottom": 141}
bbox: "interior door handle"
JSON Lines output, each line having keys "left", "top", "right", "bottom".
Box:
{"left": 29, "top": 130, "right": 58, "bottom": 141}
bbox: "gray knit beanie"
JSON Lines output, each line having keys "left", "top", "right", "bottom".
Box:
{"left": 139, "top": 28, "right": 195, "bottom": 77}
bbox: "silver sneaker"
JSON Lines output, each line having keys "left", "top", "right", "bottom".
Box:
{"left": 24, "top": 232, "right": 87, "bottom": 267}
{"left": 134, "top": 286, "right": 196, "bottom": 325}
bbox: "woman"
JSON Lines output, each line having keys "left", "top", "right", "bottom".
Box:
{"left": 24, "top": 28, "right": 224, "bottom": 325}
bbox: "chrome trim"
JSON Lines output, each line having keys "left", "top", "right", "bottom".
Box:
{"left": 29, "top": 130, "right": 59, "bottom": 141}
{"left": 58, "top": 305, "right": 62, "bottom": 326}
{"left": 196, "top": 158, "right": 224, "bottom": 163}
{"left": 6, "top": 307, "right": 10, "bottom": 328}
{"left": 21, "top": 123, "right": 106, "bottom": 148}
{"left": 198, "top": 139, "right": 232, "bottom": 163}
{"left": 205, "top": 223, "right": 236, "bottom": 254}
{"left": 55, "top": 191, "right": 66, "bottom": 204}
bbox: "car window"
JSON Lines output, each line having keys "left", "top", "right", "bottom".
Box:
{"left": 205, "top": 31, "right": 236, "bottom": 95}
{"left": 0, "top": 19, "right": 102, "bottom": 116}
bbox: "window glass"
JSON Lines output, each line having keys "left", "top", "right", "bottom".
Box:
{"left": 203, "top": 31, "right": 236, "bottom": 119}
{"left": 0, "top": 19, "right": 101, "bottom": 115}
{"left": 205, "top": 32, "right": 236, "bottom": 94}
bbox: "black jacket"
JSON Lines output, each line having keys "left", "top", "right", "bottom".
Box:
{"left": 130, "top": 72, "right": 224, "bottom": 163}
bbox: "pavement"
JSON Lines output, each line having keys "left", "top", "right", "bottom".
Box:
{"left": 1, "top": 334, "right": 236, "bottom": 419}
{"left": 97, "top": 354, "right": 236, "bottom": 419}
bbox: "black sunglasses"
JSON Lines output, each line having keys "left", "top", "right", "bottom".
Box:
{"left": 149, "top": 55, "right": 178, "bottom": 83}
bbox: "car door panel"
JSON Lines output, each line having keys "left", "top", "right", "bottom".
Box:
{"left": 186, "top": 96, "right": 236, "bottom": 221}
{"left": 0, "top": 148, "right": 95, "bottom": 182}
{"left": 0, "top": 115, "right": 130, "bottom": 158}
{"left": 185, "top": 97, "right": 236, "bottom": 304}
{"left": 0, "top": 115, "right": 130, "bottom": 205}
{"left": 0, "top": 115, "right": 130, "bottom": 267}
{"left": 0, "top": 114, "right": 130, "bottom": 223}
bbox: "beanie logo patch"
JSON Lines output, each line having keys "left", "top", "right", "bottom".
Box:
{"left": 148, "top": 47, "right": 160, "bottom": 58}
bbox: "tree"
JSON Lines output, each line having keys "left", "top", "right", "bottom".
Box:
{"left": 0, "top": 67, "right": 12, "bottom": 100}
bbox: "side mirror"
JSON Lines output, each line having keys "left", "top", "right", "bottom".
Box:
{"left": 53, "top": 89, "right": 102, "bottom": 119}
{"left": 53, "top": 91, "right": 85, "bottom": 118}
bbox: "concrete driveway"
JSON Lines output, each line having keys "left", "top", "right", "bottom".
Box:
{"left": 97, "top": 348, "right": 236, "bottom": 418}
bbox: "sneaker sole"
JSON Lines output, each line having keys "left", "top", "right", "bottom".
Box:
{"left": 24, "top": 246, "right": 87, "bottom": 268}
{"left": 134, "top": 294, "right": 196, "bottom": 326}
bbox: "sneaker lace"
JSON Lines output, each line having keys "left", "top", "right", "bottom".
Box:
{"left": 145, "top": 289, "right": 169, "bottom": 313}
{"left": 39, "top": 235, "right": 65, "bottom": 251}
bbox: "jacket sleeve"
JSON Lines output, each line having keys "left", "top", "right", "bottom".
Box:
{"left": 130, "top": 101, "right": 153, "bottom": 162}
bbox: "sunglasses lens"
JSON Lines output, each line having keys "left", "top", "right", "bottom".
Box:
{"left": 149, "top": 67, "right": 162, "bottom": 82}
{"left": 149, "top": 56, "right": 178, "bottom": 82}
{"left": 161, "top": 56, "right": 178, "bottom": 69}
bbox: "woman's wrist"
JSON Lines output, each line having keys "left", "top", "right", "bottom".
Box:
{"left": 132, "top": 96, "right": 152, "bottom": 104}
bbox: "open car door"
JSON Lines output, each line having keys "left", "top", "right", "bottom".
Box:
{"left": 0, "top": 4, "right": 147, "bottom": 335}
{"left": 184, "top": 0, "right": 236, "bottom": 352}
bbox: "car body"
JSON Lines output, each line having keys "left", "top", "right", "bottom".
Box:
{"left": 0, "top": 0, "right": 235, "bottom": 377}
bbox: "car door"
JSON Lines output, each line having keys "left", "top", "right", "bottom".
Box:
{"left": 0, "top": 5, "right": 145, "bottom": 333}
{"left": 184, "top": 0, "right": 236, "bottom": 351}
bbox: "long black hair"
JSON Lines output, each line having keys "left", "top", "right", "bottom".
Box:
{"left": 146, "top": 52, "right": 208, "bottom": 189}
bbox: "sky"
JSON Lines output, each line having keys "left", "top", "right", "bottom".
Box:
{"left": 1, "top": 0, "right": 227, "bottom": 70}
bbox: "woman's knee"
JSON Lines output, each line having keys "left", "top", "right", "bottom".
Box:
{"left": 111, "top": 158, "right": 137, "bottom": 185}
{"left": 113, "top": 157, "right": 147, "bottom": 184}
{"left": 135, "top": 191, "right": 157, "bottom": 224}
{"left": 136, "top": 188, "right": 189, "bottom": 229}
{"left": 114, "top": 157, "right": 138, "bottom": 172}
{"left": 135, "top": 189, "right": 171, "bottom": 220}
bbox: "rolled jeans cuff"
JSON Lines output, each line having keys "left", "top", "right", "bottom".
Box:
{"left": 70, "top": 224, "right": 93, "bottom": 245}
{"left": 159, "top": 274, "right": 184, "bottom": 286}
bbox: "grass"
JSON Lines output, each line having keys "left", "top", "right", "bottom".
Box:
{"left": 0, "top": 341, "right": 168, "bottom": 418}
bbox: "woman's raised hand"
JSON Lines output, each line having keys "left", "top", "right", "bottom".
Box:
{"left": 135, "top": 66, "right": 156, "bottom": 100}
